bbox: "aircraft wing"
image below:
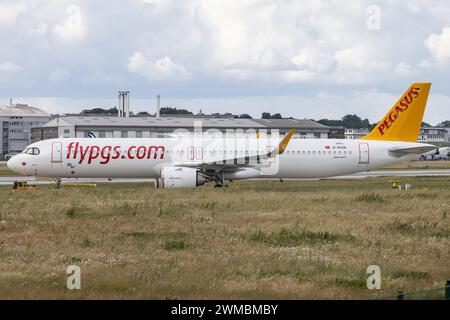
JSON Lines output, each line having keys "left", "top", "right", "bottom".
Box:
{"left": 173, "top": 129, "right": 295, "bottom": 172}
{"left": 389, "top": 145, "right": 437, "bottom": 155}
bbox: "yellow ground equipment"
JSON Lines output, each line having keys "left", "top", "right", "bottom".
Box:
{"left": 12, "top": 181, "right": 36, "bottom": 191}
{"left": 389, "top": 180, "right": 402, "bottom": 189}
{"left": 61, "top": 182, "right": 97, "bottom": 188}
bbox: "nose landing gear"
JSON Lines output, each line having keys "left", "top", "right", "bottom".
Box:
{"left": 55, "top": 177, "right": 62, "bottom": 189}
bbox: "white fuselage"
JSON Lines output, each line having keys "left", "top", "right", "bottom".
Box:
{"left": 7, "top": 138, "right": 430, "bottom": 180}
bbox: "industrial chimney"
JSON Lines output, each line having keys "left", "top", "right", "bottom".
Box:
{"left": 156, "top": 94, "right": 160, "bottom": 118}
{"left": 118, "top": 91, "right": 130, "bottom": 118}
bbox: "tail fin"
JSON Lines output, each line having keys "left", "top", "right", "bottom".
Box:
{"left": 360, "top": 83, "right": 431, "bottom": 142}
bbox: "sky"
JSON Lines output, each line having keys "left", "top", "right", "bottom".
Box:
{"left": 0, "top": 0, "right": 450, "bottom": 124}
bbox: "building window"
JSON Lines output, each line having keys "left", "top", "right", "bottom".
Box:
{"left": 121, "top": 131, "right": 128, "bottom": 138}
{"left": 64, "top": 129, "right": 70, "bottom": 134}
{"left": 99, "top": 131, "right": 106, "bottom": 138}
{"left": 136, "top": 131, "right": 143, "bottom": 138}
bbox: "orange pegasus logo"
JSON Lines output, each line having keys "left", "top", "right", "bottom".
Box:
{"left": 377, "top": 87, "right": 420, "bottom": 135}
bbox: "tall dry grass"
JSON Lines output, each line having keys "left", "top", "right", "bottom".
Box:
{"left": 0, "top": 177, "right": 448, "bottom": 299}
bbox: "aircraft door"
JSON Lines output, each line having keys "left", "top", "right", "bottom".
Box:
{"left": 358, "top": 143, "right": 370, "bottom": 164}
{"left": 51, "top": 142, "right": 63, "bottom": 163}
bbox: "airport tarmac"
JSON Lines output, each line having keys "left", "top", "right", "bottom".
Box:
{"left": 1, "top": 169, "right": 450, "bottom": 185}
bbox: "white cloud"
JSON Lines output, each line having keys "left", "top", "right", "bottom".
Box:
{"left": 394, "top": 62, "right": 419, "bottom": 76}
{"left": 127, "top": 52, "right": 190, "bottom": 81}
{"left": 53, "top": 5, "right": 84, "bottom": 40}
{"left": 1, "top": 0, "right": 450, "bottom": 121}
{"left": 292, "top": 47, "right": 336, "bottom": 73}
{"left": 30, "top": 22, "right": 49, "bottom": 36}
{"left": 50, "top": 67, "right": 70, "bottom": 82}
{"left": 425, "top": 26, "right": 450, "bottom": 64}
{"left": 0, "top": 3, "right": 27, "bottom": 26}
{"left": 0, "top": 62, "right": 22, "bottom": 73}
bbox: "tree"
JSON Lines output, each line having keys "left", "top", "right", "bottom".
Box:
{"left": 317, "top": 114, "right": 372, "bottom": 129}
{"left": 437, "top": 120, "right": 450, "bottom": 127}
{"left": 234, "top": 114, "right": 253, "bottom": 119}
{"left": 136, "top": 111, "right": 151, "bottom": 116}
{"left": 272, "top": 113, "right": 282, "bottom": 119}
{"left": 341, "top": 114, "right": 370, "bottom": 129}
{"left": 421, "top": 121, "right": 433, "bottom": 128}
{"left": 261, "top": 112, "right": 283, "bottom": 119}
{"left": 81, "top": 107, "right": 118, "bottom": 115}
{"left": 160, "top": 107, "right": 193, "bottom": 115}
{"left": 317, "top": 119, "right": 344, "bottom": 127}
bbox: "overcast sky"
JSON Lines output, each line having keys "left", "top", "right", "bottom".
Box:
{"left": 1, "top": 0, "right": 450, "bottom": 124}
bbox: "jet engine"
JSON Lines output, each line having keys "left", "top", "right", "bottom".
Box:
{"left": 158, "top": 167, "right": 211, "bottom": 188}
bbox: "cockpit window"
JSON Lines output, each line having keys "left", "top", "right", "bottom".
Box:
{"left": 24, "top": 147, "right": 40, "bottom": 155}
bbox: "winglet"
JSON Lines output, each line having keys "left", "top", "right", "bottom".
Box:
{"left": 278, "top": 129, "right": 295, "bottom": 154}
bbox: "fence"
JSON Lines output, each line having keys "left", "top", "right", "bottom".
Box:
{"left": 390, "top": 280, "right": 450, "bottom": 300}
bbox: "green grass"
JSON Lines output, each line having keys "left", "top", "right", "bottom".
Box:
{"left": 0, "top": 177, "right": 448, "bottom": 299}
{"left": 0, "top": 162, "right": 14, "bottom": 176}
{"left": 356, "top": 193, "right": 384, "bottom": 203}
{"left": 333, "top": 277, "right": 367, "bottom": 289}
{"left": 391, "top": 270, "right": 429, "bottom": 279}
{"left": 66, "top": 207, "right": 76, "bottom": 217}
{"left": 164, "top": 240, "right": 187, "bottom": 250}
{"left": 246, "top": 228, "right": 355, "bottom": 246}
{"left": 387, "top": 217, "right": 450, "bottom": 238}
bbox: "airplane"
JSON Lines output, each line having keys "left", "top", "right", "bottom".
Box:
{"left": 7, "top": 83, "right": 437, "bottom": 188}
{"left": 420, "top": 146, "right": 450, "bottom": 160}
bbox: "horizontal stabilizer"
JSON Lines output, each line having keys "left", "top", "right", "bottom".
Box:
{"left": 389, "top": 145, "right": 436, "bottom": 155}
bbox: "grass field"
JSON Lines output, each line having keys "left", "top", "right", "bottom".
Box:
{"left": 0, "top": 162, "right": 13, "bottom": 176}
{"left": 0, "top": 177, "right": 448, "bottom": 299}
{"left": 380, "top": 160, "right": 450, "bottom": 170}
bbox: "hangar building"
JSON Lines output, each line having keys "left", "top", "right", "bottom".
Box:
{"left": 0, "top": 102, "right": 51, "bottom": 159}
{"left": 31, "top": 115, "right": 332, "bottom": 142}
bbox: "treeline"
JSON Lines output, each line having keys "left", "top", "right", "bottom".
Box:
{"left": 317, "top": 114, "right": 372, "bottom": 129}
{"left": 79, "top": 107, "right": 445, "bottom": 128}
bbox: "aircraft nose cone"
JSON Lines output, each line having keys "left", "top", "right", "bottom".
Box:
{"left": 7, "top": 157, "right": 13, "bottom": 170}
{"left": 7, "top": 156, "right": 18, "bottom": 172}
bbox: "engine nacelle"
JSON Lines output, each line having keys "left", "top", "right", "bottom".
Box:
{"left": 159, "top": 167, "right": 211, "bottom": 188}
{"left": 224, "top": 168, "right": 261, "bottom": 180}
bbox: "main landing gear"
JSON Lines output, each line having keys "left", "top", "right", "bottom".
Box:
{"left": 213, "top": 171, "right": 229, "bottom": 188}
